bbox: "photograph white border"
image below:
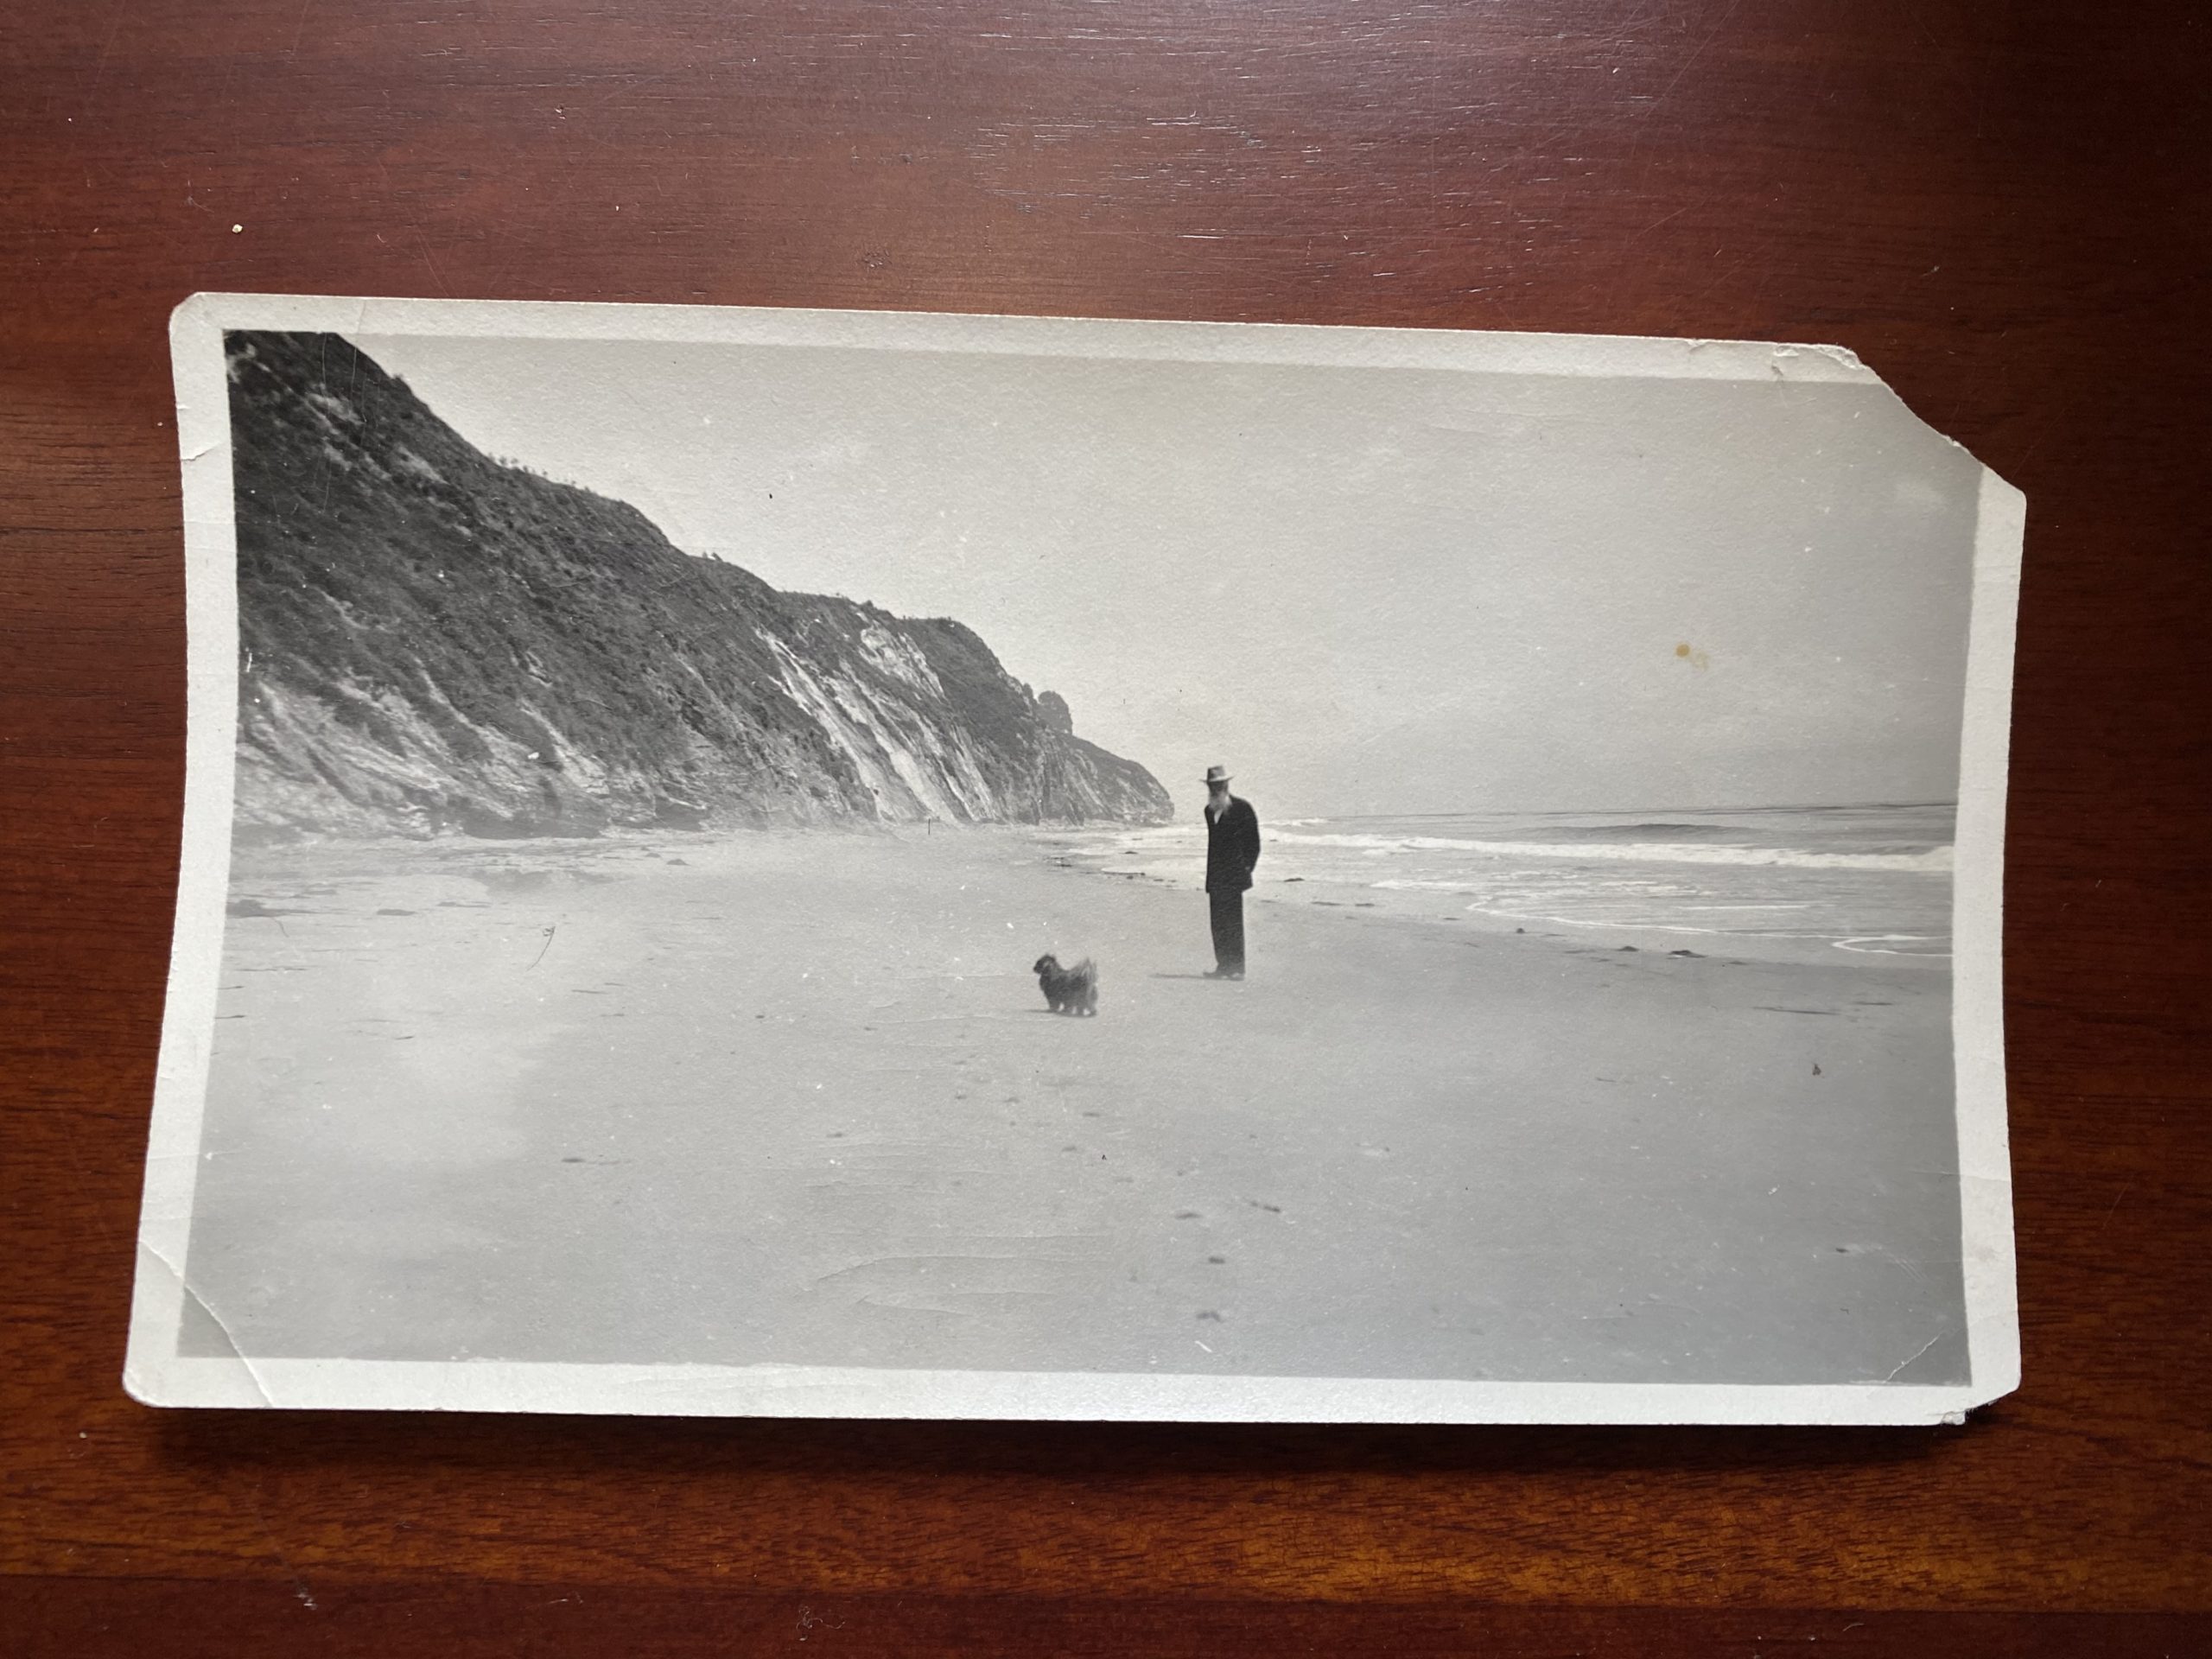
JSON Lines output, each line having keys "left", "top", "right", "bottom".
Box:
{"left": 126, "top": 293, "right": 2022, "bottom": 1423}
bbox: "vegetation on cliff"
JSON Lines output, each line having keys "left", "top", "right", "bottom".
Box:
{"left": 226, "top": 331, "right": 1172, "bottom": 837}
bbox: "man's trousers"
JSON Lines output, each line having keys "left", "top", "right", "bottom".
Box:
{"left": 1208, "top": 890, "right": 1246, "bottom": 976}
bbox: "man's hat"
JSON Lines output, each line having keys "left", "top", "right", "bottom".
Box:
{"left": 1203, "top": 765, "right": 1232, "bottom": 785}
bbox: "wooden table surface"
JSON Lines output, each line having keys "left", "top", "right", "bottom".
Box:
{"left": 4, "top": 3, "right": 2208, "bottom": 1652}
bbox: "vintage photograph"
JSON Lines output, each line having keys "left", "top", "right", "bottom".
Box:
{"left": 130, "top": 297, "right": 2020, "bottom": 1421}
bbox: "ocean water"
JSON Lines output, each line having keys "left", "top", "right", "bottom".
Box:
{"left": 1057, "top": 804, "right": 1956, "bottom": 962}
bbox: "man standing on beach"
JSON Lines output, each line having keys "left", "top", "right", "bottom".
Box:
{"left": 1201, "top": 765, "right": 1262, "bottom": 980}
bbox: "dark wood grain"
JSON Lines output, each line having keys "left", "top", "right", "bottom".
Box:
{"left": 3, "top": 1, "right": 2208, "bottom": 1649}
{"left": 8, "top": 1581, "right": 2212, "bottom": 1659}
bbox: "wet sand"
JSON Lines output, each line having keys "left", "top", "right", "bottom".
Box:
{"left": 182, "top": 826, "right": 1967, "bottom": 1384}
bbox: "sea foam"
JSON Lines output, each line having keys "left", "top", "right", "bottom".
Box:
{"left": 1269, "top": 831, "right": 1953, "bottom": 874}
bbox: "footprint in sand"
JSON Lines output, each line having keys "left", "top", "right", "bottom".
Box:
{"left": 225, "top": 898, "right": 303, "bottom": 918}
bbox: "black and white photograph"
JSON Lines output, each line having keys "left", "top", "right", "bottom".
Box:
{"left": 129, "top": 296, "right": 2020, "bottom": 1422}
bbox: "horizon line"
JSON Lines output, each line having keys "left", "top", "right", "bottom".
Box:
{"left": 1224, "top": 800, "right": 1960, "bottom": 819}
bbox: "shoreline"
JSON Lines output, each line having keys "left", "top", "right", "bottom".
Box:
{"left": 1039, "top": 820, "right": 1955, "bottom": 969}
{"left": 230, "top": 810, "right": 1956, "bottom": 964}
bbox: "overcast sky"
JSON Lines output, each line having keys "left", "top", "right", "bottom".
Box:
{"left": 353, "top": 332, "right": 1981, "bottom": 821}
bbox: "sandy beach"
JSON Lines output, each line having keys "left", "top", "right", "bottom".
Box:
{"left": 182, "top": 825, "right": 1967, "bottom": 1385}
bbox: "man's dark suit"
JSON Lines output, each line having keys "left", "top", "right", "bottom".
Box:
{"left": 1204, "top": 795, "right": 1262, "bottom": 976}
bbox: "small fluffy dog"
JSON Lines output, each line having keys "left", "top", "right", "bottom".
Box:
{"left": 1033, "top": 953, "right": 1099, "bottom": 1016}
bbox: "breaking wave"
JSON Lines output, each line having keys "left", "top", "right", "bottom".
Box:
{"left": 1270, "top": 831, "right": 1952, "bottom": 874}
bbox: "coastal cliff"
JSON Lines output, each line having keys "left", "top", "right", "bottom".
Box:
{"left": 223, "top": 331, "right": 1173, "bottom": 838}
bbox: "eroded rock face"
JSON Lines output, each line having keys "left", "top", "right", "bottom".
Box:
{"left": 225, "top": 331, "right": 1173, "bottom": 840}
